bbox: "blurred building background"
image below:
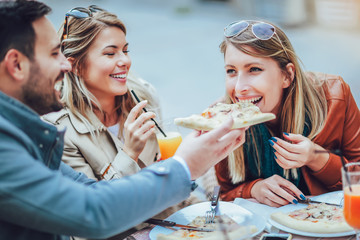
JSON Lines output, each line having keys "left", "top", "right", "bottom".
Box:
{"left": 43, "top": 0, "right": 360, "bottom": 127}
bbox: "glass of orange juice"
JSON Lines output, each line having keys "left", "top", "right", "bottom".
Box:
{"left": 342, "top": 162, "right": 360, "bottom": 240}
{"left": 157, "top": 132, "right": 182, "bottom": 160}
{"left": 156, "top": 119, "right": 182, "bottom": 160}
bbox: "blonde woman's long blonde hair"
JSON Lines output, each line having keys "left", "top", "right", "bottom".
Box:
{"left": 220, "top": 20, "right": 327, "bottom": 184}
{"left": 59, "top": 8, "right": 159, "bottom": 139}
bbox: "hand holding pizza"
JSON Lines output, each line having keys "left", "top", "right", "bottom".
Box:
{"left": 176, "top": 118, "right": 246, "bottom": 180}
{"left": 270, "top": 133, "right": 329, "bottom": 172}
{"left": 250, "top": 174, "right": 305, "bottom": 207}
{"left": 123, "top": 100, "right": 156, "bottom": 161}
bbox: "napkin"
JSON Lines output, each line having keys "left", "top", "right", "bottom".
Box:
{"left": 311, "top": 190, "right": 343, "bottom": 205}
{"left": 233, "top": 198, "right": 278, "bottom": 233}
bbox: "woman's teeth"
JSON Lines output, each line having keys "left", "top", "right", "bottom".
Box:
{"left": 237, "top": 96, "right": 262, "bottom": 103}
{"left": 54, "top": 81, "right": 62, "bottom": 91}
{"left": 110, "top": 74, "right": 126, "bottom": 79}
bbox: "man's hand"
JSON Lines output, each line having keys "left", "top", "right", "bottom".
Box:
{"left": 175, "top": 118, "right": 246, "bottom": 179}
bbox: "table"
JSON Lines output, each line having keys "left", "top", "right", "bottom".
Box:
{"left": 126, "top": 194, "right": 355, "bottom": 240}
{"left": 126, "top": 227, "right": 152, "bottom": 240}
{"left": 126, "top": 225, "right": 356, "bottom": 240}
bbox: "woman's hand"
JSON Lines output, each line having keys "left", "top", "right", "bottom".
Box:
{"left": 270, "top": 133, "right": 329, "bottom": 172}
{"left": 250, "top": 175, "right": 305, "bottom": 207}
{"left": 123, "top": 100, "right": 156, "bottom": 161}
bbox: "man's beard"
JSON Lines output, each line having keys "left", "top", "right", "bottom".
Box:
{"left": 21, "top": 61, "right": 64, "bottom": 115}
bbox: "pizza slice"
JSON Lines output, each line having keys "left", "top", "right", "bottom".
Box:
{"left": 174, "top": 102, "right": 275, "bottom": 131}
{"left": 156, "top": 215, "right": 257, "bottom": 240}
{"left": 270, "top": 203, "right": 353, "bottom": 233}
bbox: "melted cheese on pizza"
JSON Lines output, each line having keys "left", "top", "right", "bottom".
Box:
{"left": 201, "top": 102, "right": 260, "bottom": 122}
{"left": 288, "top": 203, "right": 345, "bottom": 223}
{"left": 174, "top": 102, "right": 275, "bottom": 131}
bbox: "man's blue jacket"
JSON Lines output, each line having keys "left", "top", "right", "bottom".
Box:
{"left": 0, "top": 91, "right": 191, "bottom": 240}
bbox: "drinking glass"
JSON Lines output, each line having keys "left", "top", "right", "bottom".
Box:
{"left": 156, "top": 119, "right": 182, "bottom": 160}
{"left": 342, "top": 162, "right": 360, "bottom": 240}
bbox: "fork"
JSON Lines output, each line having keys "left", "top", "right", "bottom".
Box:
{"left": 205, "top": 186, "right": 220, "bottom": 224}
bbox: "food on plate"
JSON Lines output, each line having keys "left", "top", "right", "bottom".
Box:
{"left": 157, "top": 215, "right": 257, "bottom": 240}
{"left": 174, "top": 102, "right": 275, "bottom": 131}
{"left": 271, "top": 203, "right": 353, "bottom": 233}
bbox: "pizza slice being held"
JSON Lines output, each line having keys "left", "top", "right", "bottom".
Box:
{"left": 271, "top": 203, "right": 353, "bottom": 233}
{"left": 174, "top": 102, "right": 275, "bottom": 131}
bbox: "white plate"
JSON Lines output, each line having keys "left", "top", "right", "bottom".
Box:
{"left": 149, "top": 201, "right": 266, "bottom": 240}
{"left": 311, "top": 190, "right": 344, "bottom": 204}
{"left": 268, "top": 191, "right": 356, "bottom": 238}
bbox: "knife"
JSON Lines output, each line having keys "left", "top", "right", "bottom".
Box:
{"left": 145, "top": 218, "right": 214, "bottom": 232}
{"left": 298, "top": 198, "right": 342, "bottom": 207}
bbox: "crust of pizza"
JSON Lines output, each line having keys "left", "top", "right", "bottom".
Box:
{"left": 174, "top": 102, "right": 275, "bottom": 131}
{"left": 271, "top": 211, "right": 353, "bottom": 233}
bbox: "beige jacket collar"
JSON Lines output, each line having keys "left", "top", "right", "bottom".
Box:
{"left": 65, "top": 108, "right": 106, "bottom": 134}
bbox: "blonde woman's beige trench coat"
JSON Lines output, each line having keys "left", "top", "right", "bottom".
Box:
{"left": 43, "top": 108, "right": 159, "bottom": 181}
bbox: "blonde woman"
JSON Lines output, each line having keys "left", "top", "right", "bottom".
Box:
{"left": 215, "top": 20, "right": 360, "bottom": 207}
{"left": 43, "top": 6, "right": 163, "bottom": 182}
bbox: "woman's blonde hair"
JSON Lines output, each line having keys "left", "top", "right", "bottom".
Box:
{"left": 219, "top": 20, "right": 327, "bottom": 183}
{"left": 59, "top": 8, "right": 159, "bottom": 139}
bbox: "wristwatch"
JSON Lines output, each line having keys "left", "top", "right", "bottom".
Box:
{"left": 191, "top": 181, "right": 198, "bottom": 191}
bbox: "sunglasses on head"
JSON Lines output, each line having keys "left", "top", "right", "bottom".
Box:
{"left": 61, "top": 5, "right": 105, "bottom": 43}
{"left": 224, "top": 20, "right": 290, "bottom": 59}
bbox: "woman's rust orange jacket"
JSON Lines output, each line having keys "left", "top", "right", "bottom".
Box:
{"left": 215, "top": 73, "right": 360, "bottom": 200}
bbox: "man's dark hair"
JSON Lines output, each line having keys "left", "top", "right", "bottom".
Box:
{"left": 0, "top": 0, "right": 51, "bottom": 61}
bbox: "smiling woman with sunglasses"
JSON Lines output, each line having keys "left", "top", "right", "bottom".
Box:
{"left": 44, "top": 5, "right": 162, "bottom": 182}
{"left": 214, "top": 20, "right": 360, "bottom": 207}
